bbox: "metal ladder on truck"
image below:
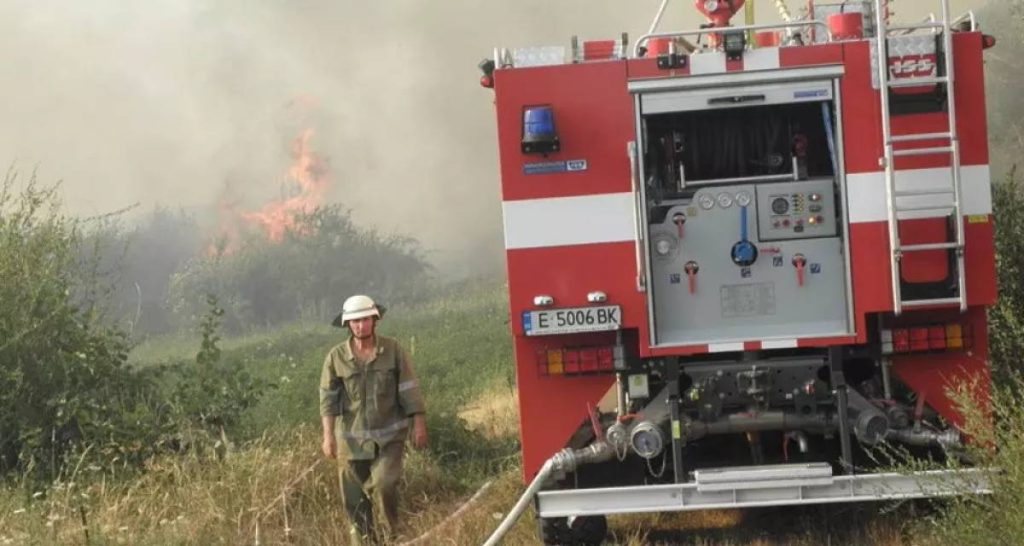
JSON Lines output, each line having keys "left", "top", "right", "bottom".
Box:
{"left": 873, "top": 0, "right": 967, "bottom": 315}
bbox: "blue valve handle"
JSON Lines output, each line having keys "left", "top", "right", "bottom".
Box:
{"left": 740, "top": 204, "right": 748, "bottom": 242}
{"left": 731, "top": 205, "right": 758, "bottom": 267}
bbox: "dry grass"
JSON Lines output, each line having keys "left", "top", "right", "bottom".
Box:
{"left": 0, "top": 396, "right": 919, "bottom": 546}
{"left": 0, "top": 426, "right": 349, "bottom": 545}
{"left": 457, "top": 384, "right": 519, "bottom": 440}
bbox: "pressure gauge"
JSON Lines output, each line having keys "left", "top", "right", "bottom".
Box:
{"left": 716, "top": 192, "right": 734, "bottom": 209}
{"left": 698, "top": 194, "right": 715, "bottom": 210}
{"left": 629, "top": 421, "right": 665, "bottom": 460}
{"left": 704, "top": 0, "right": 720, "bottom": 11}
{"left": 771, "top": 197, "right": 790, "bottom": 215}
{"left": 735, "top": 191, "right": 752, "bottom": 207}
{"left": 655, "top": 239, "right": 673, "bottom": 256}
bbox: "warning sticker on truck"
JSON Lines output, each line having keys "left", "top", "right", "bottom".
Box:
{"left": 720, "top": 283, "right": 777, "bottom": 318}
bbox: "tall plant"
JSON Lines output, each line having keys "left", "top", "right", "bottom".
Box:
{"left": 0, "top": 172, "right": 164, "bottom": 481}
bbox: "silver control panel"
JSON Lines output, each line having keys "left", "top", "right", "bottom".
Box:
{"left": 648, "top": 178, "right": 850, "bottom": 347}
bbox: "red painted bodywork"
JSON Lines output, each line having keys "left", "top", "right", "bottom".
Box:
{"left": 492, "top": 34, "right": 996, "bottom": 481}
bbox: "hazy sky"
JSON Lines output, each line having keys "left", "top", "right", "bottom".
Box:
{"left": 0, "top": 0, "right": 989, "bottom": 275}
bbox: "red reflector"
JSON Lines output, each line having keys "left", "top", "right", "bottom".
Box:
{"left": 893, "top": 329, "right": 911, "bottom": 352}
{"left": 597, "top": 347, "right": 614, "bottom": 370}
{"left": 983, "top": 34, "right": 997, "bottom": 49}
{"left": 535, "top": 349, "right": 548, "bottom": 376}
{"left": 910, "top": 327, "right": 929, "bottom": 351}
{"left": 580, "top": 348, "right": 599, "bottom": 372}
{"left": 928, "top": 325, "right": 946, "bottom": 349}
{"left": 564, "top": 350, "right": 581, "bottom": 374}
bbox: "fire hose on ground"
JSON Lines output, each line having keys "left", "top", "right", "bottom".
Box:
{"left": 482, "top": 442, "right": 613, "bottom": 546}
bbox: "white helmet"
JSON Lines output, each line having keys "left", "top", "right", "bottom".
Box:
{"left": 332, "top": 294, "right": 381, "bottom": 327}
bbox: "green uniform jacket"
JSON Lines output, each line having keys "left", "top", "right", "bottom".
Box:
{"left": 319, "top": 336, "right": 426, "bottom": 460}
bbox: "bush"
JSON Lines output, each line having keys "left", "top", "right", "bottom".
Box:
{"left": 912, "top": 376, "right": 1024, "bottom": 546}
{"left": 0, "top": 173, "right": 171, "bottom": 481}
{"left": 168, "top": 205, "right": 430, "bottom": 332}
{"left": 989, "top": 169, "right": 1024, "bottom": 379}
{"left": 0, "top": 175, "right": 281, "bottom": 481}
{"left": 169, "top": 295, "right": 274, "bottom": 434}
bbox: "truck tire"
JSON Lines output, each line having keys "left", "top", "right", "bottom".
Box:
{"left": 539, "top": 515, "right": 609, "bottom": 545}
{"left": 538, "top": 516, "right": 570, "bottom": 545}
{"left": 567, "top": 514, "right": 608, "bottom": 545}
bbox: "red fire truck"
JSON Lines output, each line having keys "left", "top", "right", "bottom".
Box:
{"left": 482, "top": 1, "right": 997, "bottom": 544}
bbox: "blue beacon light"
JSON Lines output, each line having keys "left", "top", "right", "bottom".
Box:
{"left": 521, "top": 105, "right": 560, "bottom": 154}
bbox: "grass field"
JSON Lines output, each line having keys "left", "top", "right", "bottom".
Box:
{"left": 0, "top": 279, "right": 1007, "bottom": 545}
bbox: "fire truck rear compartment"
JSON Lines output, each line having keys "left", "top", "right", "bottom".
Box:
{"left": 642, "top": 101, "right": 836, "bottom": 193}
{"left": 637, "top": 92, "right": 853, "bottom": 347}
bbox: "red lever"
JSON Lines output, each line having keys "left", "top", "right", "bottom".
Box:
{"left": 684, "top": 261, "right": 699, "bottom": 294}
{"left": 792, "top": 254, "right": 807, "bottom": 287}
{"left": 673, "top": 213, "right": 686, "bottom": 239}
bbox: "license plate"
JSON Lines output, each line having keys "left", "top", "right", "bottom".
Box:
{"left": 522, "top": 305, "right": 622, "bottom": 336}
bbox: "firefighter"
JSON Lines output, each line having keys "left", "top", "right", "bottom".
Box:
{"left": 320, "top": 295, "right": 428, "bottom": 545}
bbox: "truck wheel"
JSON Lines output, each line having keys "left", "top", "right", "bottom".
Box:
{"left": 567, "top": 514, "right": 608, "bottom": 545}
{"left": 539, "top": 514, "right": 608, "bottom": 545}
{"left": 538, "top": 516, "right": 570, "bottom": 545}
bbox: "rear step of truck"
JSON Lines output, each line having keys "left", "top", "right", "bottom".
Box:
{"left": 537, "top": 463, "right": 990, "bottom": 518}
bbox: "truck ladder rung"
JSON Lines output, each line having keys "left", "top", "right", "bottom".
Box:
{"left": 887, "top": 22, "right": 946, "bottom": 32}
{"left": 894, "top": 188, "right": 955, "bottom": 197}
{"left": 899, "top": 242, "right": 961, "bottom": 252}
{"left": 890, "top": 132, "right": 953, "bottom": 143}
{"left": 901, "top": 297, "right": 963, "bottom": 308}
{"left": 892, "top": 146, "right": 953, "bottom": 157}
{"left": 895, "top": 203, "right": 955, "bottom": 213}
{"left": 888, "top": 76, "right": 949, "bottom": 88}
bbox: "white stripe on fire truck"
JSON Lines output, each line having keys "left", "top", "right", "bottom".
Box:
{"left": 742, "top": 47, "right": 782, "bottom": 71}
{"left": 689, "top": 52, "right": 727, "bottom": 75}
{"left": 503, "top": 166, "right": 990, "bottom": 250}
{"left": 847, "top": 165, "right": 992, "bottom": 223}
{"left": 686, "top": 48, "right": 781, "bottom": 75}
{"left": 708, "top": 342, "right": 745, "bottom": 353}
{"left": 761, "top": 339, "right": 799, "bottom": 349}
{"left": 502, "top": 192, "right": 636, "bottom": 249}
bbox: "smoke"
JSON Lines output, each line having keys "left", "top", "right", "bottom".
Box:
{"left": 0, "top": 0, "right": 986, "bottom": 277}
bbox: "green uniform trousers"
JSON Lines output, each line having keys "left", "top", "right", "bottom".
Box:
{"left": 340, "top": 440, "right": 405, "bottom": 542}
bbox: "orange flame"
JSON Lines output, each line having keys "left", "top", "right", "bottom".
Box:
{"left": 242, "top": 129, "right": 328, "bottom": 242}
{"left": 208, "top": 128, "right": 329, "bottom": 255}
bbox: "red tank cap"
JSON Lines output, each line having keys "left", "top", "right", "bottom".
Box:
{"left": 983, "top": 34, "right": 997, "bottom": 49}
{"left": 828, "top": 12, "right": 864, "bottom": 41}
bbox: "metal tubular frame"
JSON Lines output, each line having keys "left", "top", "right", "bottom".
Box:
{"left": 874, "top": 0, "right": 967, "bottom": 315}
{"left": 632, "top": 21, "right": 832, "bottom": 58}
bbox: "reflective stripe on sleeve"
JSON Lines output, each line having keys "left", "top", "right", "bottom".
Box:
{"left": 398, "top": 380, "right": 419, "bottom": 392}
